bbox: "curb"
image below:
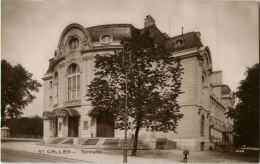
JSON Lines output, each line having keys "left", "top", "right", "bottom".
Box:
{"left": 1, "top": 148, "right": 93, "bottom": 163}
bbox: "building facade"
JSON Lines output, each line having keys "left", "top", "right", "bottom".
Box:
{"left": 42, "top": 15, "right": 234, "bottom": 150}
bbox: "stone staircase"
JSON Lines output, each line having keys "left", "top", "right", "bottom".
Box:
{"left": 38, "top": 137, "right": 176, "bottom": 150}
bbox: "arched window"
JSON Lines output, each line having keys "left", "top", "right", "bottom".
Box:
{"left": 174, "top": 39, "right": 185, "bottom": 48}
{"left": 54, "top": 72, "right": 59, "bottom": 104}
{"left": 202, "top": 76, "right": 206, "bottom": 105}
{"left": 69, "top": 37, "right": 79, "bottom": 50}
{"left": 201, "top": 115, "right": 205, "bottom": 135}
{"left": 68, "top": 64, "right": 80, "bottom": 100}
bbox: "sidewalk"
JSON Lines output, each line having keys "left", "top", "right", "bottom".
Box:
{"left": 2, "top": 141, "right": 258, "bottom": 163}
{"left": 1, "top": 142, "right": 177, "bottom": 163}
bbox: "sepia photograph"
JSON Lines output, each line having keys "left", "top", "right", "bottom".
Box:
{"left": 1, "top": 0, "right": 259, "bottom": 163}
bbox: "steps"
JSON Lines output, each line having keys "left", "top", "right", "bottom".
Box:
{"left": 39, "top": 137, "right": 176, "bottom": 150}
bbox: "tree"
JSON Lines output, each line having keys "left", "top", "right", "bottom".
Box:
{"left": 87, "top": 30, "right": 183, "bottom": 155}
{"left": 1, "top": 60, "right": 42, "bottom": 121}
{"left": 226, "top": 63, "right": 259, "bottom": 147}
{"left": 5, "top": 115, "right": 43, "bottom": 138}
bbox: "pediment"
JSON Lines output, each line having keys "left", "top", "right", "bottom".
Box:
{"left": 57, "top": 24, "right": 93, "bottom": 56}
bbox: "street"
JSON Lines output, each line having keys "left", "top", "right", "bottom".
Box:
{"left": 1, "top": 148, "right": 87, "bottom": 163}
{"left": 2, "top": 141, "right": 259, "bottom": 163}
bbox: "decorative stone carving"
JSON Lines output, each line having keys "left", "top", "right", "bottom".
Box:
{"left": 68, "top": 29, "right": 77, "bottom": 37}
{"left": 82, "top": 55, "right": 92, "bottom": 61}
{"left": 58, "top": 44, "right": 65, "bottom": 56}
{"left": 198, "top": 108, "right": 202, "bottom": 114}
{"left": 207, "top": 112, "right": 210, "bottom": 118}
{"left": 53, "top": 103, "right": 58, "bottom": 109}
{"left": 199, "top": 61, "right": 203, "bottom": 67}
{"left": 58, "top": 62, "right": 65, "bottom": 68}
{"left": 63, "top": 100, "right": 81, "bottom": 107}
{"left": 66, "top": 52, "right": 81, "bottom": 65}
{"left": 83, "top": 35, "right": 89, "bottom": 44}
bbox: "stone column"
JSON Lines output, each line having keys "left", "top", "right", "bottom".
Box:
{"left": 43, "top": 120, "right": 52, "bottom": 138}
{"left": 63, "top": 116, "right": 68, "bottom": 137}
{"left": 58, "top": 117, "right": 64, "bottom": 137}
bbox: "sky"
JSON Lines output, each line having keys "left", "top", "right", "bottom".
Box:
{"left": 2, "top": 0, "right": 259, "bottom": 117}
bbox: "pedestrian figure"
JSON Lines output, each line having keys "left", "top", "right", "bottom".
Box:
{"left": 183, "top": 148, "right": 189, "bottom": 163}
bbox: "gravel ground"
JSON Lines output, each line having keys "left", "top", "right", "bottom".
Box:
{"left": 1, "top": 142, "right": 259, "bottom": 163}
{"left": 102, "top": 149, "right": 259, "bottom": 163}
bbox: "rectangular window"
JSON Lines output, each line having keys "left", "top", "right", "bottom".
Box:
{"left": 72, "top": 76, "right": 76, "bottom": 100}
{"left": 77, "top": 75, "right": 80, "bottom": 89}
{"left": 77, "top": 75, "right": 80, "bottom": 98}
{"left": 83, "top": 121, "right": 88, "bottom": 130}
{"left": 56, "top": 83, "right": 58, "bottom": 98}
{"left": 68, "top": 75, "right": 80, "bottom": 100}
{"left": 49, "top": 81, "right": 52, "bottom": 89}
{"left": 68, "top": 77, "right": 71, "bottom": 100}
{"left": 49, "top": 96, "right": 52, "bottom": 106}
{"left": 200, "top": 142, "right": 205, "bottom": 151}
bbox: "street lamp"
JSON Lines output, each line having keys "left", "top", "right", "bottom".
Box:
{"left": 123, "top": 41, "right": 128, "bottom": 163}
{"left": 123, "top": 40, "right": 135, "bottom": 163}
{"left": 122, "top": 40, "right": 134, "bottom": 163}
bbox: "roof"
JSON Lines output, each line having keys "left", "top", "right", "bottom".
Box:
{"left": 164, "top": 31, "right": 203, "bottom": 53}
{"left": 1, "top": 127, "right": 10, "bottom": 130}
{"left": 140, "top": 25, "right": 168, "bottom": 47}
{"left": 54, "top": 108, "right": 80, "bottom": 117}
{"left": 86, "top": 24, "right": 135, "bottom": 30}
{"left": 42, "top": 108, "right": 80, "bottom": 119}
{"left": 87, "top": 24, "right": 135, "bottom": 43}
{"left": 221, "top": 85, "right": 231, "bottom": 95}
{"left": 46, "top": 58, "right": 54, "bottom": 74}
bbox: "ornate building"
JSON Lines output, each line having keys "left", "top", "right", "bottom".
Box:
{"left": 42, "top": 15, "right": 234, "bottom": 150}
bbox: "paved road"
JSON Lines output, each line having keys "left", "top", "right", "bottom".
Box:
{"left": 1, "top": 148, "right": 90, "bottom": 163}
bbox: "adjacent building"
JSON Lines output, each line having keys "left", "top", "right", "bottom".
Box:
{"left": 42, "top": 15, "right": 234, "bottom": 150}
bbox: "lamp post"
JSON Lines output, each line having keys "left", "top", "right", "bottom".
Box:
{"left": 123, "top": 41, "right": 128, "bottom": 163}
{"left": 123, "top": 41, "right": 134, "bottom": 163}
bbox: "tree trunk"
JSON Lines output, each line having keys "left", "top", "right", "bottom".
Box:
{"left": 131, "top": 121, "right": 141, "bottom": 156}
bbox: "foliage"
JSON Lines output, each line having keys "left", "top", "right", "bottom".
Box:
{"left": 1, "top": 60, "right": 42, "bottom": 120}
{"left": 4, "top": 115, "right": 43, "bottom": 138}
{"left": 226, "top": 63, "right": 259, "bottom": 147}
{"left": 87, "top": 30, "right": 183, "bottom": 155}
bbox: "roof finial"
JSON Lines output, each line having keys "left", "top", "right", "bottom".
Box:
{"left": 182, "top": 27, "right": 184, "bottom": 35}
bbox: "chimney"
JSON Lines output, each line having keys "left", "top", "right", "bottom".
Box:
{"left": 144, "top": 15, "right": 155, "bottom": 28}
{"left": 211, "top": 71, "right": 222, "bottom": 85}
{"left": 196, "top": 32, "right": 201, "bottom": 40}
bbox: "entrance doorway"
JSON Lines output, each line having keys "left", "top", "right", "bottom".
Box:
{"left": 68, "top": 116, "right": 79, "bottom": 137}
{"left": 96, "top": 113, "right": 114, "bottom": 137}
